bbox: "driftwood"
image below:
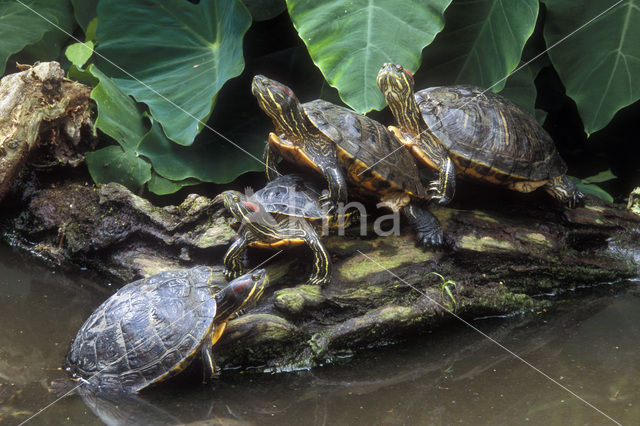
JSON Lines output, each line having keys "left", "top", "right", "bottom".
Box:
{"left": 0, "top": 61, "right": 638, "bottom": 370}
{"left": 0, "top": 62, "right": 93, "bottom": 202}
{"left": 1, "top": 178, "right": 638, "bottom": 371}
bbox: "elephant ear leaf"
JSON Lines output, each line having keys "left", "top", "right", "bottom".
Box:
{"left": 95, "top": 0, "right": 252, "bottom": 145}
{"left": 543, "top": 0, "right": 640, "bottom": 135}
{"left": 418, "top": 0, "right": 539, "bottom": 92}
{"left": 287, "top": 0, "right": 453, "bottom": 113}
{"left": 0, "top": 0, "right": 74, "bottom": 74}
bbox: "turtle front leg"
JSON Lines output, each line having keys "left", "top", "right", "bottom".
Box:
{"left": 544, "top": 175, "right": 585, "bottom": 208}
{"left": 318, "top": 165, "right": 349, "bottom": 215}
{"left": 392, "top": 125, "right": 456, "bottom": 205}
{"left": 201, "top": 343, "right": 217, "bottom": 382}
{"left": 223, "top": 231, "right": 252, "bottom": 281}
{"left": 402, "top": 203, "right": 444, "bottom": 247}
{"left": 300, "top": 220, "right": 332, "bottom": 286}
{"left": 429, "top": 155, "right": 456, "bottom": 205}
{"left": 263, "top": 141, "right": 281, "bottom": 182}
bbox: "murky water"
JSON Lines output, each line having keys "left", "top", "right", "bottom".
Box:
{"left": 1, "top": 243, "right": 638, "bottom": 426}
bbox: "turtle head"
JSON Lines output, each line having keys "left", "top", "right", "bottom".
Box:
{"left": 252, "top": 75, "right": 300, "bottom": 119}
{"left": 214, "top": 190, "right": 277, "bottom": 233}
{"left": 214, "top": 190, "right": 259, "bottom": 221}
{"left": 377, "top": 63, "right": 425, "bottom": 134}
{"left": 377, "top": 63, "right": 415, "bottom": 102}
{"left": 214, "top": 269, "right": 269, "bottom": 321}
{"left": 252, "top": 75, "right": 313, "bottom": 138}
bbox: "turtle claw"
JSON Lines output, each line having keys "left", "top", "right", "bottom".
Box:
{"left": 428, "top": 181, "right": 452, "bottom": 205}
{"left": 319, "top": 198, "right": 337, "bottom": 216}
{"left": 416, "top": 227, "right": 444, "bottom": 248}
{"left": 307, "top": 275, "right": 329, "bottom": 286}
{"left": 567, "top": 190, "right": 586, "bottom": 209}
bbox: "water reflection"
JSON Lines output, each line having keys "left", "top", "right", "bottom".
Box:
{"left": 0, "top": 243, "right": 638, "bottom": 425}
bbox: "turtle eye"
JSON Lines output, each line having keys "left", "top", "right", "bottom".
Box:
{"left": 232, "top": 195, "right": 240, "bottom": 202}
{"left": 251, "top": 273, "right": 261, "bottom": 281}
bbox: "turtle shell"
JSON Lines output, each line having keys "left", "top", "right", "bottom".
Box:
{"left": 65, "top": 266, "right": 218, "bottom": 393}
{"left": 303, "top": 100, "right": 428, "bottom": 199}
{"left": 415, "top": 85, "right": 567, "bottom": 182}
{"left": 253, "top": 174, "right": 327, "bottom": 220}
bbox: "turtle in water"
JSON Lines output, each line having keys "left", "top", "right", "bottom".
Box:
{"left": 377, "top": 63, "right": 584, "bottom": 207}
{"left": 64, "top": 267, "right": 268, "bottom": 393}
{"left": 215, "top": 174, "right": 353, "bottom": 286}
{"left": 251, "top": 75, "right": 443, "bottom": 247}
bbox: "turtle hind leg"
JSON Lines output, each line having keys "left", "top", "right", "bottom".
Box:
{"left": 300, "top": 220, "right": 332, "bottom": 286}
{"left": 402, "top": 203, "right": 444, "bottom": 247}
{"left": 544, "top": 175, "right": 585, "bottom": 208}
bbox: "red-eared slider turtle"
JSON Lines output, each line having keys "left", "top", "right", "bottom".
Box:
{"left": 251, "top": 76, "right": 443, "bottom": 247}
{"left": 65, "top": 267, "right": 268, "bottom": 393}
{"left": 215, "top": 174, "right": 352, "bottom": 286}
{"left": 377, "top": 63, "right": 584, "bottom": 207}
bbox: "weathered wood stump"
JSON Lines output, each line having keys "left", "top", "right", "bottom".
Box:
{"left": 0, "top": 62, "right": 93, "bottom": 202}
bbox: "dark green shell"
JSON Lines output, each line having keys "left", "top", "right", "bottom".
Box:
{"left": 65, "top": 266, "right": 218, "bottom": 393}
{"left": 253, "top": 174, "right": 328, "bottom": 220}
{"left": 303, "top": 100, "right": 428, "bottom": 198}
{"left": 252, "top": 174, "right": 352, "bottom": 231}
{"left": 416, "top": 85, "right": 566, "bottom": 181}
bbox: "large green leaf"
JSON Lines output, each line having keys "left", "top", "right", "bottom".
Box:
{"left": 85, "top": 65, "right": 151, "bottom": 191}
{"left": 85, "top": 146, "right": 152, "bottom": 191}
{"left": 500, "top": 66, "right": 537, "bottom": 114}
{"left": 418, "top": 0, "right": 538, "bottom": 91}
{"left": 287, "top": 0, "right": 453, "bottom": 113}
{"left": 88, "top": 65, "right": 148, "bottom": 151}
{"left": 543, "top": 0, "right": 640, "bottom": 135}
{"left": 241, "top": 0, "right": 285, "bottom": 21}
{"left": 147, "top": 173, "right": 200, "bottom": 196}
{"left": 138, "top": 121, "right": 264, "bottom": 184}
{"left": 95, "top": 0, "right": 252, "bottom": 145}
{"left": 0, "top": 0, "right": 74, "bottom": 74}
{"left": 70, "top": 0, "right": 96, "bottom": 32}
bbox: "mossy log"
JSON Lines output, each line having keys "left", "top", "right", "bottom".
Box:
{"left": 0, "top": 61, "right": 637, "bottom": 369}
{"left": 1, "top": 178, "right": 638, "bottom": 371}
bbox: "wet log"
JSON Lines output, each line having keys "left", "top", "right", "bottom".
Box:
{"left": 1, "top": 178, "right": 638, "bottom": 371}
{"left": 0, "top": 61, "right": 637, "bottom": 370}
{"left": 0, "top": 62, "right": 93, "bottom": 202}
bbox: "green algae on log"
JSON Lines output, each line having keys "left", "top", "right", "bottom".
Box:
{"left": 2, "top": 177, "right": 639, "bottom": 370}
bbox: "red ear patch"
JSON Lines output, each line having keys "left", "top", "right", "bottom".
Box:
{"left": 242, "top": 201, "right": 260, "bottom": 212}
{"left": 402, "top": 68, "right": 414, "bottom": 83}
{"left": 273, "top": 84, "right": 296, "bottom": 100}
